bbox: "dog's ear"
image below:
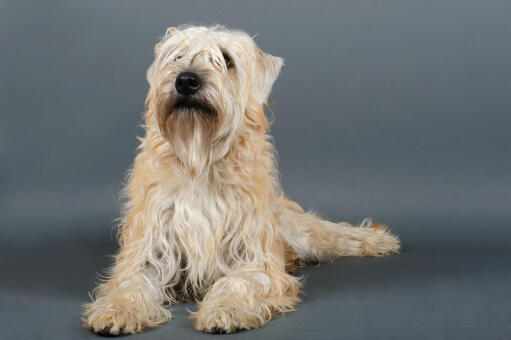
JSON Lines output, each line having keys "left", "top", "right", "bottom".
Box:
{"left": 147, "top": 27, "right": 179, "bottom": 85}
{"left": 146, "top": 63, "right": 156, "bottom": 85}
{"left": 165, "top": 26, "right": 178, "bottom": 37}
{"left": 252, "top": 49, "right": 284, "bottom": 104}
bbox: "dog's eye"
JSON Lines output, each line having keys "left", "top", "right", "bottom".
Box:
{"left": 222, "top": 52, "right": 234, "bottom": 69}
{"left": 173, "top": 55, "right": 183, "bottom": 62}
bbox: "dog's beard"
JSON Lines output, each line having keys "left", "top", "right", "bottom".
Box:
{"left": 154, "top": 82, "right": 244, "bottom": 177}
{"left": 158, "top": 97, "right": 220, "bottom": 177}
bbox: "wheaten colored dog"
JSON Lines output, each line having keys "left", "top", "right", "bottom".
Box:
{"left": 82, "top": 25, "right": 400, "bottom": 336}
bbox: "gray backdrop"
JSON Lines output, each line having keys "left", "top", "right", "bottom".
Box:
{"left": 1, "top": 1, "right": 510, "bottom": 339}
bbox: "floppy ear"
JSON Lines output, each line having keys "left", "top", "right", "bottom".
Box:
{"left": 146, "top": 27, "right": 178, "bottom": 85}
{"left": 165, "top": 26, "right": 178, "bottom": 37}
{"left": 252, "top": 49, "right": 284, "bottom": 104}
{"left": 146, "top": 63, "right": 156, "bottom": 85}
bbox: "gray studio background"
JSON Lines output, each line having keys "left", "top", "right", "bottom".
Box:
{"left": 1, "top": 1, "right": 510, "bottom": 339}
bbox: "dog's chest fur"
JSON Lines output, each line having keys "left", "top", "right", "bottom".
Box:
{"left": 146, "top": 174, "right": 261, "bottom": 296}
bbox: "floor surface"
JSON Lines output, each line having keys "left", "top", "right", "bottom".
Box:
{"left": 1, "top": 215, "right": 509, "bottom": 340}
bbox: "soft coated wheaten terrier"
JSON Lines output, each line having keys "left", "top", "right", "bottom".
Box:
{"left": 83, "top": 25, "right": 400, "bottom": 336}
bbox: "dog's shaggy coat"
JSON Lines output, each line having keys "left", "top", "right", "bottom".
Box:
{"left": 82, "top": 25, "right": 400, "bottom": 335}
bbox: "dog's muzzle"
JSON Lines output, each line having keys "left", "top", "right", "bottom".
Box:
{"left": 172, "top": 97, "right": 214, "bottom": 115}
{"left": 175, "top": 72, "right": 201, "bottom": 96}
{"left": 172, "top": 72, "right": 214, "bottom": 115}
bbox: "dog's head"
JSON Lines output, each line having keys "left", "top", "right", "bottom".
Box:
{"left": 145, "top": 25, "right": 282, "bottom": 175}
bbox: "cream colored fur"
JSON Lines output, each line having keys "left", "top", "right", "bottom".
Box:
{"left": 82, "top": 25, "right": 400, "bottom": 336}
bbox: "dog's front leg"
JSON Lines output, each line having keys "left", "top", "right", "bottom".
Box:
{"left": 82, "top": 217, "right": 172, "bottom": 335}
{"left": 83, "top": 270, "right": 170, "bottom": 336}
{"left": 192, "top": 265, "right": 299, "bottom": 333}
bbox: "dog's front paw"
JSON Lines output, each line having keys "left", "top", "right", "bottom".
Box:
{"left": 83, "top": 295, "right": 170, "bottom": 336}
{"left": 192, "top": 299, "right": 263, "bottom": 334}
{"left": 83, "top": 298, "right": 144, "bottom": 336}
{"left": 193, "top": 304, "right": 241, "bottom": 333}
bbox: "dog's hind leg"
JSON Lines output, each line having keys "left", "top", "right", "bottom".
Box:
{"left": 276, "top": 196, "right": 400, "bottom": 263}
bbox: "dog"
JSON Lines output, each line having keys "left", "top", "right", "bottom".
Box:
{"left": 82, "top": 25, "right": 400, "bottom": 336}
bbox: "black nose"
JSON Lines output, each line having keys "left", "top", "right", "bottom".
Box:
{"left": 175, "top": 72, "right": 201, "bottom": 96}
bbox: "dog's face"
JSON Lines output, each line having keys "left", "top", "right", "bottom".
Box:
{"left": 146, "top": 26, "right": 283, "bottom": 175}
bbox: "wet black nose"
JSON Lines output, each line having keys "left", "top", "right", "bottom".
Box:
{"left": 175, "top": 72, "right": 201, "bottom": 96}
